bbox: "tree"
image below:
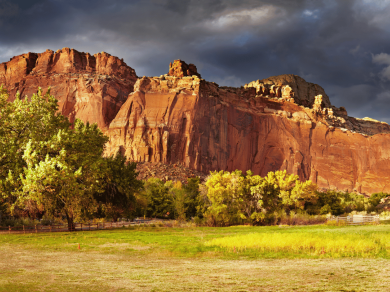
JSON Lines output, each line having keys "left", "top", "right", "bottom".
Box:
{"left": 369, "top": 192, "right": 390, "bottom": 210}
{"left": 248, "top": 170, "right": 317, "bottom": 224}
{"left": 21, "top": 119, "right": 108, "bottom": 231}
{"left": 201, "top": 170, "right": 318, "bottom": 226}
{"left": 144, "top": 178, "right": 174, "bottom": 218}
{"left": 170, "top": 181, "right": 187, "bottom": 221}
{"left": 202, "top": 170, "right": 246, "bottom": 226}
{"left": 311, "top": 191, "right": 343, "bottom": 215}
{"left": 95, "top": 154, "right": 143, "bottom": 221}
{"left": 183, "top": 177, "right": 201, "bottom": 219}
{"left": 0, "top": 87, "right": 109, "bottom": 230}
{"left": 0, "top": 86, "right": 70, "bottom": 213}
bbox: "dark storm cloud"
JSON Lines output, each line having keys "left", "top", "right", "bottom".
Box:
{"left": 1, "top": 0, "right": 390, "bottom": 121}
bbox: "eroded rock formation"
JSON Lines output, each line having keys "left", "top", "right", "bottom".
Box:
{"left": 0, "top": 48, "right": 137, "bottom": 129}
{"left": 2, "top": 51, "right": 390, "bottom": 194}
{"left": 106, "top": 67, "right": 390, "bottom": 194}
{"left": 168, "top": 60, "right": 200, "bottom": 78}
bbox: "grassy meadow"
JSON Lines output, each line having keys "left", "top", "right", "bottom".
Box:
{"left": 1, "top": 224, "right": 390, "bottom": 291}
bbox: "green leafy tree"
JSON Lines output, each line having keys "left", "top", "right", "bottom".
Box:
{"left": 0, "top": 87, "right": 109, "bottom": 230}
{"left": 0, "top": 86, "right": 70, "bottom": 215}
{"left": 170, "top": 181, "right": 187, "bottom": 221}
{"left": 369, "top": 192, "right": 390, "bottom": 210}
{"left": 21, "top": 119, "right": 108, "bottom": 230}
{"left": 183, "top": 177, "right": 201, "bottom": 219}
{"left": 248, "top": 170, "right": 317, "bottom": 224}
{"left": 201, "top": 170, "right": 318, "bottom": 226}
{"left": 144, "top": 178, "right": 174, "bottom": 218}
{"left": 94, "top": 154, "right": 143, "bottom": 221}
{"left": 313, "top": 191, "right": 344, "bottom": 215}
{"left": 341, "top": 192, "right": 369, "bottom": 213}
{"left": 202, "top": 170, "right": 246, "bottom": 226}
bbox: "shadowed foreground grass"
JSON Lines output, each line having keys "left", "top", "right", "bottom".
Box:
{"left": 1, "top": 224, "right": 390, "bottom": 291}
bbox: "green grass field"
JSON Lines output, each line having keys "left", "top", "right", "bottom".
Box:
{"left": 1, "top": 224, "right": 390, "bottom": 291}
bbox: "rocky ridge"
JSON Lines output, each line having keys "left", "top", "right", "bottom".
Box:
{"left": 0, "top": 48, "right": 137, "bottom": 129}
{"left": 1, "top": 50, "right": 390, "bottom": 193}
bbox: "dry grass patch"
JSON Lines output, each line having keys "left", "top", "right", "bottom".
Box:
{"left": 1, "top": 245, "right": 390, "bottom": 291}
{"left": 99, "top": 242, "right": 152, "bottom": 251}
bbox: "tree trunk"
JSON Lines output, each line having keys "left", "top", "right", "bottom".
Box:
{"left": 65, "top": 212, "right": 75, "bottom": 231}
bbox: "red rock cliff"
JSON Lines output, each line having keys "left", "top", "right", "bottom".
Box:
{"left": 106, "top": 63, "right": 390, "bottom": 194}
{"left": 0, "top": 48, "right": 137, "bottom": 129}
{"left": 2, "top": 51, "right": 390, "bottom": 194}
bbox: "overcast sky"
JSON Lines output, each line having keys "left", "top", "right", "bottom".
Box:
{"left": 1, "top": 0, "right": 390, "bottom": 122}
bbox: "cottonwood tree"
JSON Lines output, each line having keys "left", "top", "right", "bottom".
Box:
{"left": 143, "top": 178, "right": 174, "bottom": 219}
{"left": 202, "top": 170, "right": 247, "bottom": 226}
{"left": 94, "top": 154, "right": 143, "bottom": 221}
{"left": 21, "top": 119, "right": 108, "bottom": 230}
{"left": 202, "top": 170, "right": 317, "bottom": 226}
{"left": 248, "top": 170, "right": 317, "bottom": 224}
{"left": 0, "top": 87, "right": 109, "bottom": 230}
{"left": 0, "top": 86, "right": 70, "bottom": 216}
{"left": 183, "top": 177, "right": 202, "bottom": 219}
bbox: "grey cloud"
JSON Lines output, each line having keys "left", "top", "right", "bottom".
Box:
{"left": 372, "top": 53, "right": 390, "bottom": 65}
{"left": 1, "top": 0, "right": 390, "bottom": 122}
{"left": 0, "top": 0, "right": 18, "bottom": 17}
{"left": 372, "top": 53, "right": 390, "bottom": 81}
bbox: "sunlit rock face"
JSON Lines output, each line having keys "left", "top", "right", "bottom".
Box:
{"left": 2, "top": 52, "right": 390, "bottom": 194}
{"left": 0, "top": 48, "right": 137, "bottom": 129}
{"left": 106, "top": 65, "right": 390, "bottom": 194}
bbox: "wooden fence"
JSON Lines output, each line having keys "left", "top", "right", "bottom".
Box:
{"left": 328, "top": 215, "right": 380, "bottom": 225}
{"left": 0, "top": 218, "right": 165, "bottom": 234}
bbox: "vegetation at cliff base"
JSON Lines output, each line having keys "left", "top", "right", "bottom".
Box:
{"left": 1, "top": 87, "right": 389, "bottom": 229}
{"left": 0, "top": 87, "right": 142, "bottom": 230}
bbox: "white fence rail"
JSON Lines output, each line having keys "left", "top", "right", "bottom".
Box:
{"left": 328, "top": 215, "right": 380, "bottom": 225}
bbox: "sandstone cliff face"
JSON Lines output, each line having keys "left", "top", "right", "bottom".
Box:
{"left": 0, "top": 48, "right": 137, "bottom": 129}
{"left": 2, "top": 53, "right": 390, "bottom": 194}
{"left": 106, "top": 60, "right": 390, "bottom": 194}
{"left": 245, "top": 74, "right": 332, "bottom": 108}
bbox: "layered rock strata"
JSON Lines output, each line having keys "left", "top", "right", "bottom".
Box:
{"left": 2, "top": 53, "right": 390, "bottom": 194}
{"left": 0, "top": 48, "right": 137, "bottom": 129}
{"left": 106, "top": 61, "right": 390, "bottom": 194}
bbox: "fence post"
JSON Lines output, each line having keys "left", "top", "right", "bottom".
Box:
{"left": 50, "top": 225, "right": 52, "bottom": 232}
{"left": 8, "top": 226, "right": 11, "bottom": 234}
{"left": 89, "top": 223, "right": 90, "bottom": 231}
{"left": 111, "top": 222, "right": 112, "bottom": 228}
{"left": 23, "top": 225, "right": 25, "bottom": 234}
{"left": 103, "top": 222, "right": 105, "bottom": 229}
{"left": 35, "top": 224, "right": 37, "bottom": 233}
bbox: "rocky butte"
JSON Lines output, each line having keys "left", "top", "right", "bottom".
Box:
{"left": 1, "top": 49, "right": 390, "bottom": 194}
{"left": 0, "top": 48, "right": 137, "bottom": 130}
